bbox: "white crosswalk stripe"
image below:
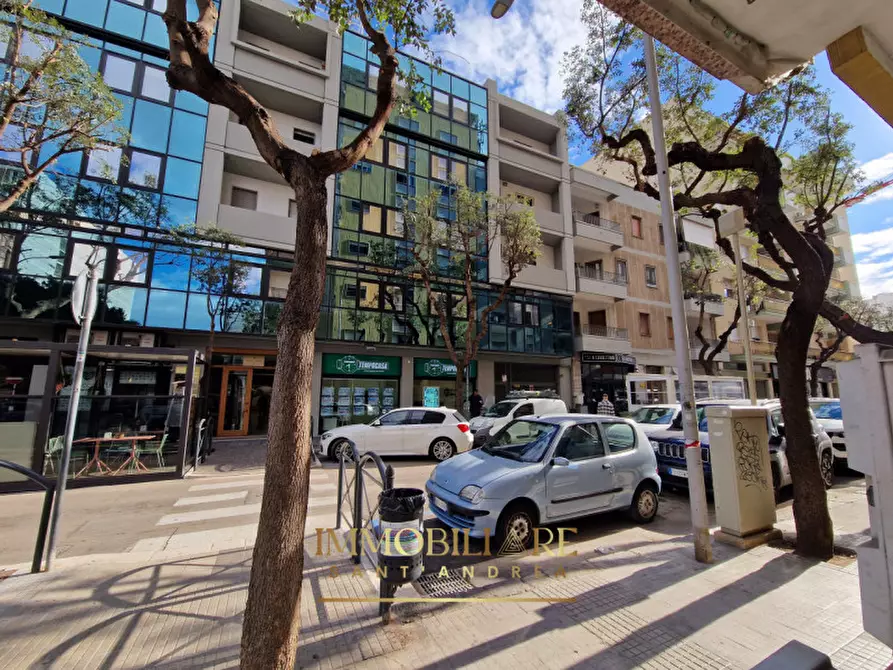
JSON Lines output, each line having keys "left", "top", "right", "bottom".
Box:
{"left": 188, "top": 479, "right": 264, "bottom": 491}
{"left": 173, "top": 491, "right": 249, "bottom": 506}
{"left": 157, "top": 503, "right": 262, "bottom": 526}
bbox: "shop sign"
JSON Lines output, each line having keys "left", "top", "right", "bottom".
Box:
{"left": 414, "top": 357, "right": 478, "bottom": 379}
{"left": 423, "top": 386, "right": 440, "bottom": 407}
{"left": 322, "top": 353, "right": 401, "bottom": 377}
{"left": 241, "top": 355, "right": 265, "bottom": 367}
{"left": 581, "top": 352, "right": 636, "bottom": 366}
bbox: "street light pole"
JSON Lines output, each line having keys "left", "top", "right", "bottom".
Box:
{"left": 644, "top": 35, "right": 712, "bottom": 564}
{"left": 732, "top": 233, "right": 758, "bottom": 404}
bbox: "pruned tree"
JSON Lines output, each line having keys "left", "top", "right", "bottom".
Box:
{"left": 160, "top": 1, "right": 455, "bottom": 666}
{"left": 808, "top": 297, "right": 893, "bottom": 396}
{"left": 403, "top": 180, "right": 539, "bottom": 405}
{"left": 0, "top": 0, "right": 126, "bottom": 212}
{"left": 563, "top": 1, "right": 887, "bottom": 559}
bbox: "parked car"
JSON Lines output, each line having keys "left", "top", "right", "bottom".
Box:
{"left": 809, "top": 398, "right": 846, "bottom": 468}
{"left": 468, "top": 393, "right": 567, "bottom": 447}
{"left": 318, "top": 407, "right": 473, "bottom": 462}
{"left": 649, "top": 399, "right": 834, "bottom": 497}
{"left": 628, "top": 405, "right": 680, "bottom": 435}
{"left": 426, "top": 414, "right": 661, "bottom": 549}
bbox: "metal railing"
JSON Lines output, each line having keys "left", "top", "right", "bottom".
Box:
{"left": 581, "top": 325, "right": 630, "bottom": 340}
{"left": 0, "top": 460, "right": 56, "bottom": 573}
{"left": 573, "top": 211, "right": 622, "bottom": 234}
{"left": 684, "top": 292, "right": 723, "bottom": 304}
{"left": 335, "top": 442, "right": 394, "bottom": 565}
{"left": 574, "top": 264, "right": 629, "bottom": 285}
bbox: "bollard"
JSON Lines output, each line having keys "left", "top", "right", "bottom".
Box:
{"left": 377, "top": 487, "right": 425, "bottom": 623}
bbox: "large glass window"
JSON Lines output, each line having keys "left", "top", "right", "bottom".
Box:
{"left": 86, "top": 147, "right": 122, "bottom": 181}
{"left": 131, "top": 100, "right": 171, "bottom": 152}
{"left": 128, "top": 151, "right": 162, "bottom": 187}
{"left": 162, "top": 157, "right": 201, "bottom": 198}
{"left": 103, "top": 54, "right": 136, "bottom": 92}
{"left": 169, "top": 110, "right": 206, "bottom": 161}
{"left": 113, "top": 248, "right": 149, "bottom": 283}
{"left": 141, "top": 64, "right": 171, "bottom": 102}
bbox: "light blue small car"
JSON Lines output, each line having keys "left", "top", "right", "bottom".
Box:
{"left": 426, "top": 414, "right": 661, "bottom": 548}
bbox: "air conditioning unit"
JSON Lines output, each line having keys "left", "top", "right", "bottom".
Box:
{"left": 64, "top": 329, "right": 108, "bottom": 345}
{"left": 121, "top": 332, "right": 156, "bottom": 348}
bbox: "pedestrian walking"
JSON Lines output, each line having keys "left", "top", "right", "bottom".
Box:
{"left": 597, "top": 393, "right": 615, "bottom": 416}
{"left": 469, "top": 389, "right": 484, "bottom": 418}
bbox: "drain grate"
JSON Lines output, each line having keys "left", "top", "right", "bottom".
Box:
{"left": 416, "top": 569, "right": 475, "bottom": 597}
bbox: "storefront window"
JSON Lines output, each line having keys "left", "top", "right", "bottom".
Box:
{"left": 319, "top": 354, "right": 401, "bottom": 432}
{"left": 711, "top": 379, "right": 746, "bottom": 399}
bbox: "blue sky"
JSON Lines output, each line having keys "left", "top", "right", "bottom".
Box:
{"left": 426, "top": 0, "right": 893, "bottom": 297}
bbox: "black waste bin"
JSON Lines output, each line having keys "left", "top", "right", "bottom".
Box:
{"left": 377, "top": 487, "right": 425, "bottom": 622}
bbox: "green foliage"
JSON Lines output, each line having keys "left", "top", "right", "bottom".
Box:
{"left": 0, "top": 1, "right": 126, "bottom": 185}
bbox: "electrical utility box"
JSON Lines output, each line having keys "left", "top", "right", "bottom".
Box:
{"left": 706, "top": 405, "right": 778, "bottom": 547}
{"left": 838, "top": 344, "right": 893, "bottom": 649}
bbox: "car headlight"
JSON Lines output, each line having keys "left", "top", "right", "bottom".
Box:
{"left": 321, "top": 432, "right": 332, "bottom": 441}
{"left": 650, "top": 440, "right": 660, "bottom": 452}
{"left": 459, "top": 485, "right": 484, "bottom": 504}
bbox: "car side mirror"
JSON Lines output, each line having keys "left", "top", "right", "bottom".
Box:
{"left": 552, "top": 456, "right": 570, "bottom": 467}
{"left": 371, "top": 420, "right": 381, "bottom": 427}
{"left": 776, "top": 424, "right": 785, "bottom": 437}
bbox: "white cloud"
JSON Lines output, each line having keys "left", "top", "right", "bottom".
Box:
{"left": 427, "top": 0, "right": 587, "bottom": 113}
{"left": 853, "top": 220, "right": 893, "bottom": 296}
{"left": 861, "top": 152, "right": 893, "bottom": 182}
{"left": 851, "top": 224, "right": 893, "bottom": 260}
{"left": 857, "top": 257, "right": 893, "bottom": 299}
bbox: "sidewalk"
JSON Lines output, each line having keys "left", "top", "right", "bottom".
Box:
{"left": 1, "top": 470, "right": 890, "bottom": 669}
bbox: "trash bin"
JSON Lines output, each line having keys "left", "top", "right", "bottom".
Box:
{"left": 377, "top": 487, "right": 425, "bottom": 623}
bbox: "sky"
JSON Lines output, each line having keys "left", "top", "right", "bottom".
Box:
{"left": 425, "top": 0, "right": 893, "bottom": 298}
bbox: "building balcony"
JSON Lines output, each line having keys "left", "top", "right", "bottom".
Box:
{"left": 516, "top": 265, "right": 571, "bottom": 293}
{"left": 689, "top": 337, "right": 731, "bottom": 363}
{"left": 534, "top": 208, "right": 565, "bottom": 234}
{"left": 574, "top": 265, "right": 628, "bottom": 302}
{"left": 753, "top": 297, "right": 788, "bottom": 322}
{"left": 575, "top": 325, "right": 632, "bottom": 355}
{"left": 684, "top": 294, "right": 726, "bottom": 317}
{"left": 573, "top": 212, "right": 624, "bottom": 252}
{"left": 827, "top": 277, "right": 850, "bottom": 299}
{"left": 226, "top": 119, "right": 317, "bottom": 162}
{"left": 232, "top": 40, "right": 327, "bottom": 98}
{"left": 730, "top": 339, "right": 777, "bottom": 363}
{"left": 217, "top": 204, "right": 295, "bottom": 248}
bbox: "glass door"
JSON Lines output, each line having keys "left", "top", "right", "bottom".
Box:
{"left": 218, "top": 368, "right": 251, "bottom": 437}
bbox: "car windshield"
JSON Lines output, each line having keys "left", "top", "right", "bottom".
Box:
{"left": 670, "top": 406, "right": 712, "bottom": 432}
{"left": 482, "top": 420, "right": 558, "bottom": 462}
{"left": 630, "top": 407, "right": 676, "bottom": 425}
{"left": 483, "top": 401, "right": 516, "bottom": 418}
{"left": 812, "top": 401, "right": 842, "bottom": 420}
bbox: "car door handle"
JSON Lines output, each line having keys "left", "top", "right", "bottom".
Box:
{"left": 602, "top": 463, "right": 613, "bottom": 470}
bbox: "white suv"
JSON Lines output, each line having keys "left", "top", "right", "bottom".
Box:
{"left": 319, "top": 407, "right": 473, "bottom": 462}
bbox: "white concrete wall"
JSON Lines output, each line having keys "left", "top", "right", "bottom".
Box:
{"left": 236, "top": 29, "right": 325, "bottom": 70}
{"left": 500, "top": 128, "right": 551, "bottom": 154}
{"left": 222, "top": 173, "right": 296, "bottom": 218}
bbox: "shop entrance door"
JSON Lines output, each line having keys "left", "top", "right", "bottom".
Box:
{"left": 219, "top": 367, "right": 250, "bottom": 436}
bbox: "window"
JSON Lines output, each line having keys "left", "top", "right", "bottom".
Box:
{"left": 453, "top": 98, "right": 469, "bottom": 123}
{"left": 639, "top": 312, "right": 651, "bottom": 337}
{"left": 658, "top": 223, "right": 665, "bottom": 245}
{"left": 102, "top": 54, "right": 136, "bottom": 91}
{"left": 293, "top": 128, "right": 315, "bottom": 144}
{"left": 288, "top": 199, "right": 298, "bottom": 218}
{"left": 362, "top": 204, "right": 382, "bottom": 233}
{"left": 422, "top": 411, "right": 446, "bottom": 424}
{"left": 131, "top": 100, "right": 172, "bottom": 153}
{"left": 433, "top": 90, "right": 450, "bottom": 117}
{"left": 368, "top": 64, "right": 379, "bottom": 89}
{"left": 523, "top": 303, "right": 539, "bottom": 326}
{"left": 514, "top": 193, "right": 534, "bottom": 207}
{"left": 231, "top": 187, "right": 258, "bottom": 210}
{"left": 0, "top": 233, "right": 14, "bottom": 270}
{"left": 514, "top": 403, "right": 534, "bottom": 418}
{"left": 667, "top": 316, "right": 674, "bottom": 339}
{"left": 556, "top": 424, "right": 605, "bottom": 461}
{"left": 86, "top": 147, "right": 122, "bottom": 181}
{"left": 128, "top": 151, "right": 162, "bottom": 187}
{"left": 366, "top": 138, "right": 384, "bottom": 163}
{"left": 386, "top": 210, "right": 404, "bottom": 237}
{"left": 383, "top": 285, "right": 403, "bottom": 310}
{"left": 631, "top": 215, "right": 643, "bottom": 238}
{"left": 269, "top": 270, "right": 289, "bottom": 299}
{"left": 645, "top": 265, "right": 657, "bottom": 288}
{"left": 69, "top": 243, "right": 107, "bottom": 277}
{"left": 141, "top": 65, "right": 170, "bottom": 102}
{"left": 432, "top": 155, "right": 449, "bottom": 181}
{"left": 347, "top": 240, "right": 369, "bottom": 256}
{"left": 388, "top": 141, "right": 407, "bottom": 169}
{"left": 380, "top": 409, "right": 410, "bottom": 425}
{"left": 604, "top": 422, "right": 636, "bottom": 453}
{"left": 452, "top": 160, "right": 467, "bottom": 184}
{"left": 615, "top": 259, "right": 628, "bottom": 281}
{"left": 113, "top": 248, "right": 149, "bottom": 284}
{"left": 359, "top": 281, "right": 379, "bottom": 308}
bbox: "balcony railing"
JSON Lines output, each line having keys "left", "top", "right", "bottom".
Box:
{"left": 684, "top": 292, "right": 723, "bottom": 304}
{"left": 574, "top": 265, "right": 629, "bottom": 285}
{"left": 690, "top": 337, "right": 721, "bottom": 349}
{"left": 581, "top": 325, "right": 630, "bottom": 340}
{"left": 573, "top": 211, "right": 622, "bottom": 234}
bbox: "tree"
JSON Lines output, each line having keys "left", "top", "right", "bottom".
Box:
{"left": 563, "top": 1, "right": 886, "bottom": 559}
{"left": 808, "top": 297, "right": 893, "bottom": 396}
{"left": 160, "top": 2, "right": 455, "bottom": 666}
{"left": 0, "top": 0, "right": 125, "bottom": 212}
{"left": 403, "top": 180, "right": 539, "bottom": 405}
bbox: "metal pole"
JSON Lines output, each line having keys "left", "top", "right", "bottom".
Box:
{"left": 732, "top": 233, "right": 758, "bottom": 404}
{"left": 44, "top": 263, "right": 100, "bottom": 571}
{"left": 644, "top": 35, "right": 712, "bottom": 564}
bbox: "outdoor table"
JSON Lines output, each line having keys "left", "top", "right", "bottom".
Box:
{"left": 73, "top": 435, "right": 156, "bottom": 477}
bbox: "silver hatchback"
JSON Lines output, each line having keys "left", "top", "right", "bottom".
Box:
{"left": 426, "top": 414, "right": 662, "bottom": 549}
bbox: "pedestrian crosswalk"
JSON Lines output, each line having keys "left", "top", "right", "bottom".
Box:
{"left": 129, "top": 469, "right": 340, "bottom": 555}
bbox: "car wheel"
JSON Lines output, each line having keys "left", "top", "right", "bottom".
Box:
{"left": 497, "top": 502, "right": 537, "bottom": 550}
{"left": 820, "top": 449, "right": 835, "bottom": 489}
{"left": 629, "top": 482, "right": 659, "bottom": 524}
{"left": 429, "top": 438, "right": 456, "bottom": 462}
{"left": 329, "top": 439, "right": 353, "bottom": 463}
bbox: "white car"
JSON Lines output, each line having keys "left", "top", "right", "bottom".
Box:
{"left": 628, "top": 405, "right": 680, "bottom": 435}
{"left": 809, "top": 398, "right": 846, "bottom": 466}
{"left": 319, "top": 407, "right": 473, "bottom": 462}
{"left": 468, "top": 395, "right": 567, "bottom": 447}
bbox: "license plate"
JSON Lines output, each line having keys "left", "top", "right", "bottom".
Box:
{"left": 432, "top": 497, "right": 448, "bottom": 512}
{"left": 668, "top": 467, "right": 689, "bottom": 479}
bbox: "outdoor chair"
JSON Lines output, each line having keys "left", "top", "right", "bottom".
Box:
{"left": 137, "top": 433, "right": 168, "bottom": 469}
{"left": 42, "top": 436, "right": 64, "bottom": 475}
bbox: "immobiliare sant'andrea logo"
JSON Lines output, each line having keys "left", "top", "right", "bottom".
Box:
{"left": 336, "top": 355, "right": 360, "bottom": 374}
{"left": 424, "top": 360, "right": 445, "bottom": 377}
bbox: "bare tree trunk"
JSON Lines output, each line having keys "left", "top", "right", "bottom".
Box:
{"left": 808, "top": 361, "right": 820, "bottom": 397}
{"left": 455, "top": 367, "right": 466, "bottom": 414}
{"left": 240, "top": 174, "right": 328, "bottom": 669}
{"left": 777, "top": 297, "right": 833, "bottom": 559}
